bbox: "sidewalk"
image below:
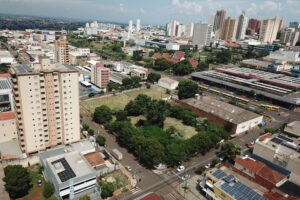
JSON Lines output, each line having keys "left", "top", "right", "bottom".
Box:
{"left": 0, "top": 164, "right": 10, "bottom": 200}
{"left": 176, "top": 175, "right": 206, "bottom": 200}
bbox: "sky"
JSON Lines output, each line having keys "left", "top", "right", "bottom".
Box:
{"left": 0, "top": 0, "right": 299, "bottom": 25}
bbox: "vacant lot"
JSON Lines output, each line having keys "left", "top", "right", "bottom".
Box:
{"left": 164, "top": 117, "right": 198, "bottom": 139}
{"left": 81, "top": 86, "right": 171, "bottom": 113}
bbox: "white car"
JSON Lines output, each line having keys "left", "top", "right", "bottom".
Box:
{"left": 125, "top": 165, "right": 132, "bottom": 172}
{"left": 205, "top": 163, "right": 211, "bottom": 169}
{"left": 177, "top": 165, "right": 185, "bottom": 172}
{"left": 181, "top": 174, "right": 190, "bottom": 181}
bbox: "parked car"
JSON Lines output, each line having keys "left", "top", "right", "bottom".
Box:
{"left": 181, "top": 174, "right": 190, "bottom": 181}
{"left": 245, "top": 143, "right": 253, "bottom": 148}
{"left": 125, "top": 165, "right": 132, "bottom": 172}
{"left": 205, "top": 163, "right": 211, "bottom": 169}
{"left": 177, "top": 165, "right": 185, "bottom": 172}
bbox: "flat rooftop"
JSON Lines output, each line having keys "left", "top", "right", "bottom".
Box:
{"left": 284, "top": 121, "right": 300, "bottom": 137}
{"left": 12, "top": 64, "right": 78, "bottom": 75}
{"left": 0, "top": 139, "right": 24, "bottom": 160}
{"left": 182, "top": 96, "right": 261, "bottom": 124}
{"left": 46, "top": 151, "right": 94, "bottom": 184}
{"left": 0, "top": 79, "right": 11, "bottom": 90}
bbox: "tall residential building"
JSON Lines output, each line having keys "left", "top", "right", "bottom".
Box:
{"left": 259, "top": 17, "right": 280, "bottom": 43}
{"left": 91, "top": 62, "right": 110, "bottom": 89}
{"left": 166, "top": 20, "right": 179, "bottom": 37}
{"left": 176, "top": 24, "right": 185, "bottom": 37}
{"left": 136, "top": 18, "right": 141, "bottom": 32}
{"left": 278, "top": 19, "right": 285, "bottom": 32}
{"left": 236, "top": 12, "right": 248, "bottom": 40}
{"left": 184, "top": 23, "right": 194, "bottom": 37}
{"left": 247, "top": 18, "right": 261, "bottom": 35}
{"left": 221, "top": 17, "right": 238, "bottom": 41}
{"left": 280, "top": 28, "right": 300, "bottom": 46}
{"left": 289, "top": 21, "right": 299, "bottom": 29}
{"left": 192, "top": 23, "right": 213, "bottom": 48}
{"left": 10, "top": 63, "right": 80, "bottom": 154}
{"left": 54, "top": 36, "right": 70, "bottom": 65}
{"left": 213, "top": 10, "right": 226, "bottom": 32}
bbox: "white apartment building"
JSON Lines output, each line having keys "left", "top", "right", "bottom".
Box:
{"left": 184, "top": 23, "right": 194, "bottom": 38}
{"left": 10, "top": 64, "right": 80, "bottom": 154}
{"left": 236, "top": 12, "right": 248, "bottom": 40}
{"left": 166, "top": 20, "right": 179, "bottom": 37}
{"left": 54, "top": 36, "right": 70, "bottom": 65}
{"left": 280, "top": 28, "right": 300, "bottom": 46}
{"left": 91, "top": 62, "right": 110, "bottom": 88}
{"left": 192, "top": 23, "right": 213, "bottom": 48}
{"left": 259, "top": 18, "right": 280, "bottom": 43}
{"left": 136, "top": 19, "right": 141, "bottom": 32}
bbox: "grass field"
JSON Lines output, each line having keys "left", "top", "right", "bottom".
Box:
{"left": 164, "top": 117, "right": 198, "bottom": 139}
{"left": 81, "top": 86, "right": 171, "bottom": 113}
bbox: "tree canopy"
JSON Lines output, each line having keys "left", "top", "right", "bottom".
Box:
{"left": 172, "top": 60, "right": 194, "bottom": 76}
{"left": 43, "top": 182, "right": 54, "bottom": 198}
{"left": 147, "top": 72, "right": 161, "bottom": 83}
{"left": 93, "top": 105, "right": 112, "bottom": 124}
{"left": 101, "top": 182, "right": 115, "bottom": 199}
{"left": 3, "top": 165, "right": 32, "bottom": 199}
{"left": 152, "top": 58, "right": 172, "bottom": 71}
{"left": 177, "top": 80, "right": 199, "bottom": 99}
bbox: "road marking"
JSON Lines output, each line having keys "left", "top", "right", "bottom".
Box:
{"left": 130, "top": 187, "right": 142, "bottom": 194}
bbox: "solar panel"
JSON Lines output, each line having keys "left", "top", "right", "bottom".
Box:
{"left": 224, "top": 174, "right": 235, "bottom": 183}
{"left": 278, "top": 135, "right": 293, "bottom": 143}
{"left": 212, "top": 169, "right": 227, "bottom": 179}
{"left": 271, "top": 137, "right": 283, "bottom": 144}
{"left": 51, "top": 158, "right": 76, "bottom": 182}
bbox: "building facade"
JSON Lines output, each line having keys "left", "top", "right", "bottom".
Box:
{"left": 280, "top": 28, "right": 300, "bottom": 46}
{"left": 289, "top": 21, "right": 299, "bottom": 29}
{"left": 236, "top": 12, "right": 248, "bottom": 40}
{"left": 221, "top": 17, "right": 238, "bottom": 41}
{"left": 0, "top": 112, "right": 17, "bottom": 144}
{"left": 192, "top": 23, "right": 213, "bottom": 48}
{"left": 10, "top": 65, "right": 80, "bottom": 154}
{"left": 247, "top": 18, "right": 261, "bottom": 35}
{"left": 54, "top": 36, "right": 70, "bottom": 65}
{"left": 91, "top": 62, "right": 110, "bottom": 88}
{"left": 259, "top": 18, "right": 280, "bottom": 43}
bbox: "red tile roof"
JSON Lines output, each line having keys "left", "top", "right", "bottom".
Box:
{"left": 225, "top": 41, "right": 240, "bottom": 48}
{"left": 259, "top": 133, "right": 273, "bottom": 141}
{"left": 172, "top": 51, "right": 185, "bottom": 60}
{"left": 235, "top": 157, "right": 265, "bottom": 173}
{"left": 0, "top": 112, "right": 15, "bottom": 121}
{"left": 264, "top": 192, "right": 298, "bottom": 200}
{"left": 84, "top": 152, "right": 105, "bottom": 167}
{"left": 96, "top": 62, "right": 105, "bottom": 67}
{"left": 187, "top": 58, "right": 199, "bottom": 69}
{"left": 0, "top": 73, "right": 10, "bottom": 78}
{"left": 256, "top": 165, "right": 286, "bottom": 185}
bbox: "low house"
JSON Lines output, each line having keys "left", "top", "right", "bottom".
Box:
{"left": 158, "top": 77, "right": 179, "bottom": 90}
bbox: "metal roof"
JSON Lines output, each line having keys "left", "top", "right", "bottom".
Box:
{"left": 0, "top": 79, "right": 11, "bottom": 90}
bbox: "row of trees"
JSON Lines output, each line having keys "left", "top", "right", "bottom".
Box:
{"left": 92, "top": 94, "right": 230, "bottom": 168}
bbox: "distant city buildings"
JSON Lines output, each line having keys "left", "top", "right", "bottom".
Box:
{"left": 259, "top": 17, "right": 280, "bottom": 43}
{"left": 289, "top": 21, "right": 299, "bottom": 29}
{"left": 192, "top": 22, "right": 213, "bottom": 47}
{"left": 247, "top": 18, "right": 261, "bottom": 35}
{"left": 136, "top": 18, "right": 141, "bottom": 32}
{"left": 54, "top": 36, "right": 70, "bottom": 65}
{"left": 213, "top": 9, "right": 226, "bottom": 38}
{"left": 221, "top": 17, "right": 238, "bottom": 41}
{"left": 280, "top": 28, "right": 300, "bottom": 46}
{"left": 236, "top": 11, "right": 248, "bottom": 40}
{"left": 10, "top": 61, "right": 80, "bottom": 154}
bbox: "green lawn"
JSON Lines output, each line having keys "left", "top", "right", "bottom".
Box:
{"left": 164, "top": 117, "right": 198, "bottom": 139}
{"left": 81, "top": 86, "right": 171, "bottom": 113}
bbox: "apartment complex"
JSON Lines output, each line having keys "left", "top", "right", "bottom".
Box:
{"left": 259, "top": 18, "right": 280, "bottom": 43}
{"left": 10, "top": 64, "right": 80, "bottom": 154}
{"left": 221, "top": 17, "right": 237, "bottom": 41}
{"left": 213, "top": 10, "right": 226, "bottom": 33}
{"left": 91, "top": 62, "right": 110, "bottom": 88}
{"left": 236, "top": 12, "right": 248, "bottom": 40}
{"left": 247, "top": 18, "right": 261, "bottom": 35}
{"left": 280, "top": 28, "right": 300, "bottom": 46}
{"left": 54, "top": 36, "right": 70, "bottom": 64}
{"left": 192, "top": 23, "right": 213, "bottom": 47}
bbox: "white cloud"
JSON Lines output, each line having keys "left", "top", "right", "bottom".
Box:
{"left": 120, "top": 3, "right": 124, "bottom": 12}
{"left": 171, "top": 0, "right": 202, "bottom": 15}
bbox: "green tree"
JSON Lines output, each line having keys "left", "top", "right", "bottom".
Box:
{"left": 93, "top": 105, "right": 112, "bottom": 124}
{"left": 43, "top": 182, "right": 54, "bottom": 198}
{"left": 3, "top": 165, "right": 32, "bottom": 199}
{"left": 178, "top": 80, "right": 199, "bottom": 99}
{"left": 196, "top": 61, "right": 209, "bottom": 71}
{"left": 152, "top": 58, "right": 172, "bottom": 71}
{"left": 101, "top": 182, "right": 115, "bottom": 199}
{"left": 147, "top": 72, "right": 161, "bottom": 83}
{"left": 124, "top": 94, "right": 151, "bottom": 116}
{"left": 0, "top": 63, "right": 10, "bottom": 73}
{"left": 264, "top": 128, "right": 276, "bottom": 134}
{"left": 79, "top": 195, "right": 91, "bottom": 200}
{"left": 96, "top": 135, "right": 106, "bottom": 146}
{"left": 132, "top": 50, "right": 143, "bottom": 61}
{"left": 88, "top": 128, "right": 95, "bottom": 136}
{"left": 82, "top": 123, "right": 89, "bottom": 131}
{"left": 107, "top": 81, "right": 120, "bottom": 91}
{"left": 115, "top": 110, "right": 128, "bottom": 121}
{"left": 219, "top": 142, "right": 241, "bottom": 164}
{"left": 211, "top": 158, "right": 220, "bottom": 167}
{"left": 139, "top": 137, "right": 165, "bottom": 168}
{"left": 172, "top": 60, "right": 194, "bottom": 76}
{"left": 216, "top": 50, "right": 231, "bottom": 64}
{"left": 146, "top": 100, "right": 170, "bottom": 127}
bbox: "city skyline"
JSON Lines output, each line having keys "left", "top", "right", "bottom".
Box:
{"left": 0, "top": 0, "right": 299, "bottom": 25}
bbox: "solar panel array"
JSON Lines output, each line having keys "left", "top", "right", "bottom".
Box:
{"left": 278, "top": 135, "right": 293, "bottom": 143}
{"left": 220, "top": 181, "right": 266, "bottom": 200}
{"left": 51, "top": 158, "right": 76, "bottom": 182}
{"left": 224, "top": 174, "right": 235, "bottom": 183}
{"left": 212, "top": 169, "right": 227, "bottom": 179}
{"left": 271, "top": 137, "right": 283, "bottom": 144}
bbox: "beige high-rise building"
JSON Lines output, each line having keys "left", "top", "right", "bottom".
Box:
{"left": 221, "top": 17, "right": 237, "bottom": 41}
{"left": 259, "top": 17, "right": 280, "bottom": 43}
{"left": 10, "top": 64, "right": 80, "bottom": 154}
{"left": 54, "top": 36, "right": 70, "bottom": 64}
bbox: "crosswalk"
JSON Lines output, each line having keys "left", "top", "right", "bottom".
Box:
{"left": 130, "top": 187, "right": 142, "bottom": 194}
{"left": 164, "top": 192, "right": 184, "bottom": 200}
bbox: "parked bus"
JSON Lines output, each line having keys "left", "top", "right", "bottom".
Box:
{"left": 259, "top": 104, "right": 279, "bottom": 111}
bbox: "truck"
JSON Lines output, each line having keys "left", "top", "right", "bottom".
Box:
{"left": 111, "top": 148, "right": 123, "bottom": 160}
